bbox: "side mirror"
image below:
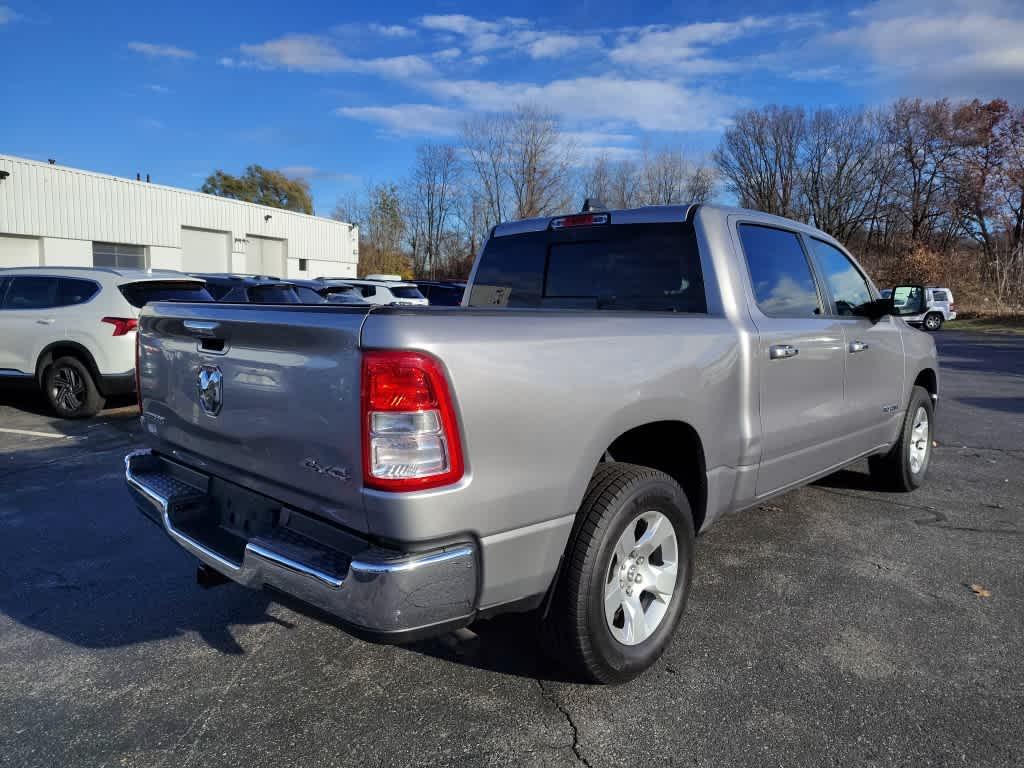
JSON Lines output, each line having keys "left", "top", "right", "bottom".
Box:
{"left": 889, "top": 285, "right": 927, "bottom": 316}
{"left": 854, "top": 298, "right": 894, "bottom": 323}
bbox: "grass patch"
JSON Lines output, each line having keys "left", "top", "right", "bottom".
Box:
{"left": 948, "top": 316, "right": 1024, "bottom": 335}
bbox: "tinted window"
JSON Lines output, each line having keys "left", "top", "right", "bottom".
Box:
{"left": 57, "top": 278, "right": 100, "bottom": 306}
{"left": 468, "top": 222, "right": 706, "bottom": 313}
{"left": 93, "top": 242, "right": 145, "bottom": 268}
{"left": 292, "top": 286, "right": 327, "bottom": 304}
{"left": 4, "top": 276, "right": 59, "bottom": 309}
{"left": 806, "top": 238, "right": 872, "bottom": 316}
{"left": 360, "top": 285, "right": 377, "bottom": 298}
{"left": 390, "top": 286, "right": 426, "bottom": 300}
{"left": 119, "top": 281, "right": 214, "bottom": 308}
{"left": 738, "top": 225, "right": 821, "bottom": 317}
{"left": 931, "top": 290, "right": 948, "bottom": 302}
{"left": 249, "top": 285, "right": 300, "bottom": 304}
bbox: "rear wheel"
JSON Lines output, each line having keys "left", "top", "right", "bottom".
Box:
{"left": 923, "top": 312, "right": 943, "bottom": 331}
{"left": 869, "top": 385, "right": 933, "bottom": 491}
{"left": 543, "top": 462, "right": 695, "bottom": 684}
{"left": 44, "top": 356, "right": 105, "bottom": 418}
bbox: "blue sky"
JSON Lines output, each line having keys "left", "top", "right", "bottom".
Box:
{"left": 2, "top": 0, "right": 1022, "bottom": 215}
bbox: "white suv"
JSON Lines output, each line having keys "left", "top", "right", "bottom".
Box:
{"left": 328, "top": 278, "right": 428, "bottom": 306}
{"left": 883, "top": 286, "right": 957, "bottom": 331}
{"left": 0, "top": 267, "right": 211, "bottom": 417}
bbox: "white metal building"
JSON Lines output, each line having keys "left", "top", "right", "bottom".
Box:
{"left": 0, "top": 155, "right": 358, "bottom": 278}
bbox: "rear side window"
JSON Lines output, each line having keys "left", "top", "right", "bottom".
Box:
{"left": 249, "top": 285, "right": 300, "bottom": 304}
{"left": 4, "top": 276, "right": 59, "bottom": 309}
{"left": 468, "top": 222, "right": 706, "bottom": 313}
{"left": 390, "top": 286, "right": 426, "bottom": 300}
{"left": 360, "top": 285, "right": 377, "bottom": 298}
{"left": 738, "top": 224, "right": 821, "bottom": 317}
{"left": 292, "top": 286, "right": 326, "bottom": 304}
{"left": 805, "top": 238, "right": 872, "bottom": 316}
{"left": 119, "top": 281, "right": 214, "bottom": 308}
{"left": 58, "top": 278, "right": 100, "bottom": 306}
{"left": 931, "top": 290, "right": 948, "bottom": 302}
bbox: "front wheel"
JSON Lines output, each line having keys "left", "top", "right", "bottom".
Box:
{"left": 923, "top": 312, "right": 944, "bottom": 331}
{"left": 542, "top": 462, "right": 695, "bottom": 684}
{"left": 869, "top": 386, "right": 933, "bottom": 491}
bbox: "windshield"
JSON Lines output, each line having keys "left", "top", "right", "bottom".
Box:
{"left": 119, "top": 281, "right": 214, "bottom": 308}
{"left": 468, "top": 221, "right": 705, "bottom": 312}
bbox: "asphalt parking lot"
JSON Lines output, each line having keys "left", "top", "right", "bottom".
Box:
{"left": 1, "top": 331, "right": 1022, "bottom": 768}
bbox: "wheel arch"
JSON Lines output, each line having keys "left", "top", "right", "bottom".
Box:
{"left": 35, "top": 341, "right": 102, "bottom": 387}
{"left": 913, "top": 367, "right": 938, "bottom": 402}
{"left": 601, "top": 420, "right": 708, "bottom": 534}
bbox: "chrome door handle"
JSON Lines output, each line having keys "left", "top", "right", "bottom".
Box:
{"left": 36, "top": 318, "right": 55, "bottom": 325}
{"left": 183, "top": 320, "right": 220, "bottom": 337}
{"left": 848, "top": 340, "right": 870, "bottom": 353}
{"left": 769, "top": 344, "right": 799, "bottom": 360}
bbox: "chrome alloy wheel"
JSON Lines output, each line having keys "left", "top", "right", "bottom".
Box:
{"left": 925, "top": 314, "right": 942, "bottom": 330}
{"left": 909, "top": 406, "right": 930, "bottom": 474}
{"left": 51, "top": 366, "right": 85, "bottom": 412}
{"left": 604, "top": 510, "right": 679, "bottom": 646}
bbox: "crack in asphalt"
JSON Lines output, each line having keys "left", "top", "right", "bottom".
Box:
{"left": 537, "top": 680, "right": 591, "bottom": 768}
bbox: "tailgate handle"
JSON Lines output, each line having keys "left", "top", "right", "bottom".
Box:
{"left": 183, "top": 320, "right": 220, "bottom": 338}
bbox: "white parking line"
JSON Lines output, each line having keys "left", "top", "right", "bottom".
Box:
{"left": 0, "top": 427, "right": 75, "bottom": 440}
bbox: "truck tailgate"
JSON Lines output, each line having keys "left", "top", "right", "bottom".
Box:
{"left": 137, "top": 302, "right": 370, "bottom": 532}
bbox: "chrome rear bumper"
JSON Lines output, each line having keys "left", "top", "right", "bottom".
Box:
{"left": 125, "top": 449, "right": 477, "bottom": 639}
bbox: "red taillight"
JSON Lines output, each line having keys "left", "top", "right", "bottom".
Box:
{"left": 135, "top": 330, "right": 142, "bottom": 414}
{"left": 550, "top": 213, "right": 609, "bottom": 229}
{"left": 102, "top": 317, "right": 138, "bottom": 336}
{"left": 361, "top": 350, "right": 464, "bottom": 492}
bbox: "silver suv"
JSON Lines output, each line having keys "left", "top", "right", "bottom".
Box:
{"left": 0, "top": 267, "right": 211, "bottom": 417}
{"left": 882, "top": 286, "right": 956, "bottom": 330}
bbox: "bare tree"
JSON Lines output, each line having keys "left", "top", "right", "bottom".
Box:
{"left": 714, "top": 105, "right": 806, "bottom": 217}
{"left": 407, "top": 144, "right": 461, "bottom": 279}
{"left": 505, "top": 104, "right": 574, "bottom": 219}
{"left": 637, "top": 148, "right": 689, "bottom": 205}
{"left": 462, "top": 113, "right": 510, "bottom": 228}
{"left": 581, "top": 153, "right": 613, "bottom": 206}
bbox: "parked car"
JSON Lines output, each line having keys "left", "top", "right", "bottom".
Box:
{"left": 190, "top": 274, "right": 303, "bottom": 304}
{"left": 126, "top": 203, "right": 938, "bottom": 683}
{"left": 880, "top": 287, "right": 956, "bottom": 330}
{"left": 0, "top": 266, "right": 211, "bottom": 417}
{"left": 333, "top": 278, "right": 428, "bottom": 306}
{"left": 289, "top": 278, "right": 367, "bottom": 305}
{"left": 413, "top": 280, "right": 467, "bottom": 306}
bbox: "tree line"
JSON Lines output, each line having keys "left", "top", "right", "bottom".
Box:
{"left": 201, "top": 97, "right": 1023, "bottom": 311}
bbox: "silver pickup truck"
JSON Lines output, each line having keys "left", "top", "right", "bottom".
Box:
{"left": 125, "top": 204, "right": 938, "bottom": 683}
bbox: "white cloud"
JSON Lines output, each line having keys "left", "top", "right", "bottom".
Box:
{"left": 419, "top": 14, "right": 600, "bottom": 59}
{"left": 280, "top": 165, "right": 359, "bottom": 182}
{"left": 816, "top": 0, "right": 1024, "bottom": 97}
{"left": 610, "top": 14, "right": 820, "bottom": 73}
{"left": 336, "top": 104, "right": 464, "bottom": 136}
{"left": 424, "top": 76, "right": 741, "bottom": 133}
{"left": 219, "top": 56, "right": 235, "bottom": 68}
{"left": 144, "top": 84, "right": 170, "bottom": 93}
{"left": 127, "top": 42, "right": 197, "bottom": 60}
{"left": 237, "top": 35, "right": 434, "bottom": 78}
{"left": 368, "top": 23, "right": 414, "bottom": 38}
{"left": 0, "top": 5, "right": 19, "bottom": 24}
{"left": 434, "top": 47, "right": 461, "bottom": 61}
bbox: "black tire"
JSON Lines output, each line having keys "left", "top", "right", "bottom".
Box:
{"left": 868, "top": 385, "right": 934, "bottom": 492}
{"left": 44, "top": 356, "right": 105, "bottom": 418}
{"left": 923, "top": 312, "right": 943, "bottom": 331}
{"left": 542, "top": 462, "right": 695, "bottom": 684}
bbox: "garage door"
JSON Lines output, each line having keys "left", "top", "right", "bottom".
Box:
{"left": 181, "top": 227, "right": 230, "bottom": 273}
{"left": 247, "top": 236, "right": 285, "bottom": 277}
{"left": 0, "top": 235, "right": 42, "bottom": 268}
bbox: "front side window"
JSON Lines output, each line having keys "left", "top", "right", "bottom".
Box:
{"left": 806, "top": 238, "right": 872, "bottom": 316}
{"left": 93, "top": 242, "right": 146, "bottom": 269}
{"left": 737, "top": 224, "right": 821, "bottom": 317}
{"left": 4, "top": 276, "right": 60, "bottom": 309}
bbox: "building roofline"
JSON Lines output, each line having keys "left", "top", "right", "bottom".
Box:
{"left": 0, "top": 154, "right": 355, "bottom": 228}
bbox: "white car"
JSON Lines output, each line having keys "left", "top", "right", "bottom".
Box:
{"left": 329, "top": 278, "right": 428, "bottom": 306}
{"left": 0, "top": 267, "right": 211, "bottom": 417}
{"left": 882, "top": 286, "right": 957, "bottom": 331}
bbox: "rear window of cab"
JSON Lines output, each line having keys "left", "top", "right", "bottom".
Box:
{"left": 468, "top": 221, "right": 706, "bottom": 313}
